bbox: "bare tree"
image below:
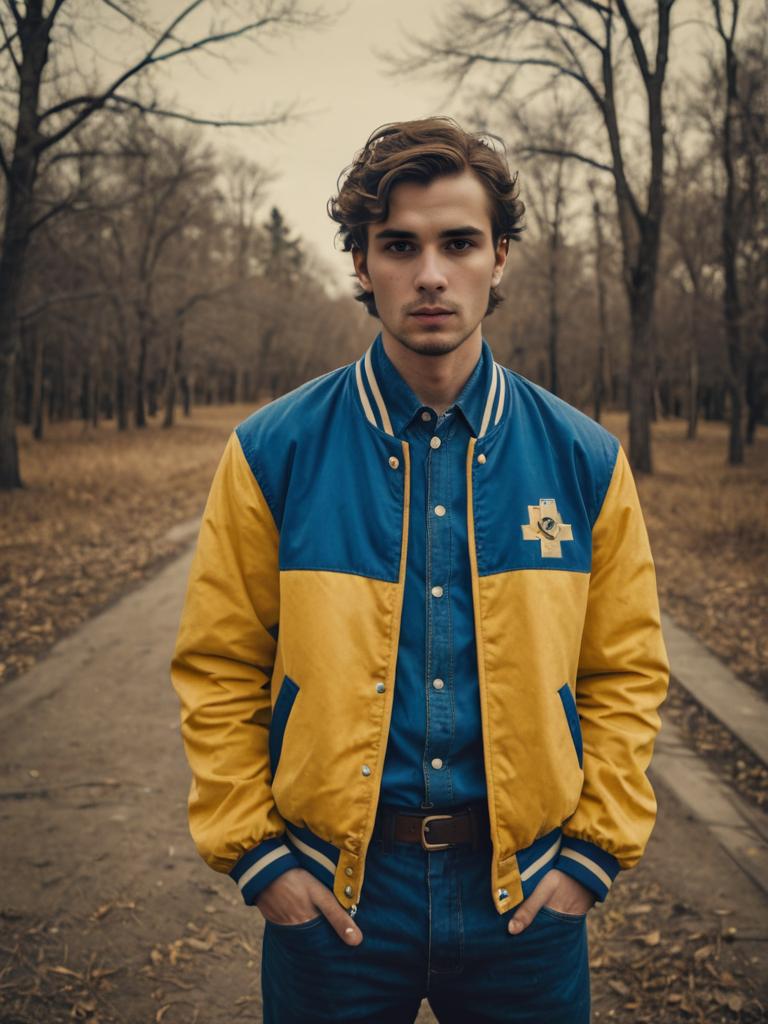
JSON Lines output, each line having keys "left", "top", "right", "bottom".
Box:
{"left": 390, "top": 0, "right": 678, "bottom": 472}
{"left": 0, "top": 0, "right": 325, "bottom": 489}
{"left": 588, "top": 178, "right": 611, "bottom": 424}
{"left": 498, "top": 90, "right": 585, "bottom": 398}
{"left": 711, "top": 0, "right": 746, "bottom": 463}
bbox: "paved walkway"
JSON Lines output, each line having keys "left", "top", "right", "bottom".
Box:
{"left": 0, "top": 542, "right": 765, "bottom": 1022}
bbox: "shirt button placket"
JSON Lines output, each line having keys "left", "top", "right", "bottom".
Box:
{"left": 425, "top": 421, "right": 453, "bottom": 807}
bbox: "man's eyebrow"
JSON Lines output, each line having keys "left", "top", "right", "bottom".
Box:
{"left": 373, "top": 226, "right": 486, "bottom": 240}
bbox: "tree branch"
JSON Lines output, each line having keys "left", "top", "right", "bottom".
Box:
{"left": 518, "top": 0, "right": 604, "bottom": 52}
{"left": 428, "top": 47, "right": 601, "bottom": 103}
{"left": 19, "top": 289, "right": 109, "bottom": 322}
{"left": 615, "top": 0, "right": 651, "bottom": 82}
{"left": 519, "top": 144, "right": 613, "bottom": 175}
{"left": 0, "top": 11, "right": 21, "bottom": 75}
{"left": 38, "top": 1, "right": 309, "bottom": 152}
{"left": 101, "top": 92, "right": 297, "bottom": 130}
{"left": 3, "top": 1, "right": 22, "bottom": 31}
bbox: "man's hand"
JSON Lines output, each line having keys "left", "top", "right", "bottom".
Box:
{"left": 255, "top": 868, "right": 363, "bottom": 946}
{"left": 508, "top": 869, "right": 594, "bottom": 934}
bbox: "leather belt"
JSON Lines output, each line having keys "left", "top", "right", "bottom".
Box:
{"left": 374, "top": 803, "right": 490, "bottom": 852}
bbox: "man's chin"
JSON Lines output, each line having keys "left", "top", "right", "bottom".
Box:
{"left": 389, "top": 323, "right": 470, "bottom": 357}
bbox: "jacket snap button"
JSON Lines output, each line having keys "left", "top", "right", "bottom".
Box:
{"left": 375, "top": 682, "right": 385, "bottom": 693}
{"left": 388, "top": 456, "right": 399, "bottom": 469}
{"left": 430, "top": 436, "right": 441, "bottom": 450}
{"left": 361, "top": 765, "right": 371, "bottom": 777}
{"left": 344, "top": 885, "right": 354, "bottom": 897}
{"left": 477, "top": 453, "right": 487, "bottom": 464}
{"left": 345, "top": 866, "right": 354, "bottom": 877}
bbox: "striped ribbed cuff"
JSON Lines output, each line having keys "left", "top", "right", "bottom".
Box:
{"left": 555, "top": 837, "right": 620, "bottom": 902}
{"left": 229, "top": 837, "right": 300, "bottom": 906}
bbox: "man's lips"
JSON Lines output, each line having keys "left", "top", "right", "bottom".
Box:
{"left": 410, "top": 308, "right": 456, "bottom": 321}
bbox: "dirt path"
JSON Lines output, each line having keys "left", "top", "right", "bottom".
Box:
{"left": 0, "top": 548, "right": 765, "bottom": 1023}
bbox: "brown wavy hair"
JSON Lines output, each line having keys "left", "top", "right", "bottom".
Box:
{"left": 327, "top": 116, "right": 525, "bottom": 317}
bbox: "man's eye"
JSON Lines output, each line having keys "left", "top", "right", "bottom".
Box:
{"left": 449, "top": 239, "right": 474, "bottom": 252}
{"left": 385, "top": 241, "right": 414, "bottom": 253}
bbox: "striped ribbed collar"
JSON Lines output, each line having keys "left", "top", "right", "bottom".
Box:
{"left": 354, "top": 333, "right": 507, "bottom": 439}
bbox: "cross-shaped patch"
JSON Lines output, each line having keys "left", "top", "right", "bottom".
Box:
{"left": 521, "top": 498, "right": 574, "bottom": 558}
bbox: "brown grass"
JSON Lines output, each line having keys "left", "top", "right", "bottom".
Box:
{"left": 603, "top": 412, "right": 768, "bottom": 694}
{"left": 0, "top": 406, "right": 256, "bottom": 681}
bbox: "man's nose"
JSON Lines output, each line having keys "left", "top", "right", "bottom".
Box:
{"left": 413, "top": 249, "right": 448, "bottom": 292}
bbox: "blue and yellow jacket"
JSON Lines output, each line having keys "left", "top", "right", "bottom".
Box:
{"left": 171, "top": 339, "right": 669, "bottom": 918}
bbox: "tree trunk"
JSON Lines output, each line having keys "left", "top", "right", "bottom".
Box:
{"left": 687, "top": 289, "right": 700, "bottom": 440}
{"left": 546, "top": 192, "right": 561, "bottom": 398}
{"left": 135, "top": 327, "right": 148, "bottom": 428}
{"left": 0, "top": 5, "right": 53, "bottom": 487}
{"left": 180, "top": 373, "right": 192, "bottom": 417}
{"left": 591, "top": 196, "right": 608, "bottom": 423}
{"left": 714, "top": 0, "right": 745, "bottom": 464}
{"left": 627, "top": 270, "right": 656, "bottom": 473}
{"left": 30, "top": 328, "right": 44, "bottom": 440}
{"left": 162, "top": 323, "right": 184, "bottom": 429}
{"left": 115, "top": 348, "right": 129, "bottom": 432}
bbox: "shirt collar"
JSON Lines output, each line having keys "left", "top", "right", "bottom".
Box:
{"left": 369, "top": 332, "right": 496, "bottom": 438}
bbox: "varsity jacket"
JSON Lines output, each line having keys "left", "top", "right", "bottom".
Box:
{"left": 171, "top": 339, "right": 669, "bottom": 919}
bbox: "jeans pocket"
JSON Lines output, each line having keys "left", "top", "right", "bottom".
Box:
{"left": 538, "top": 904, "right": 587, "bottom": 924}
{"left": 266, "top": 913, "right": 325, "bottom": 932}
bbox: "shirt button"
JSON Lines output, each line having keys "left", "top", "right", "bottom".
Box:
{"left": 375, "top": 681, "right": 385, "bottom": 693}
{"left": 431, "top": 758, "right": 443, "bottom": 770}
{"left": 421, "top": 410, "right": 432, "bottom": 422}
{"left": 361, "top": 765, "right": 371, "bottom": 777}
{"left": 432, "top": 678, "right": 445, "bottom": 690}
{"left": 477, "top": 453, "right": 487, "bottom": 464}
{"left": 431, "top": 585, "right": 444, "bottom": 598}
{"left": 388, "top": 456, "right": 399, "bottom": 469}
{"left": 429, "top": 436, "right": 441, "bottom": 450}
{"left": 434, "top": 504, "right": 446, "bottom": 517}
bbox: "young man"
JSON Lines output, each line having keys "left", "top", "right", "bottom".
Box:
{"left": 171, "top": 117, "right": 668, "bottom": 1023}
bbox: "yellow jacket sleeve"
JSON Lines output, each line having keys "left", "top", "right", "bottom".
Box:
{"left": 556, "top": 444, "right": 669, "bottom": 900}
{"left": 171, "top": 432, "right": 299, "bottom": 901}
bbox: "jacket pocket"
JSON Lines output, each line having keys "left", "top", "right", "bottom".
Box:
{"left": 269, "top": 675, "right": 300, "bottom": 779}
{"left": 557, "top": 682, "right": 583, "bottom": 769}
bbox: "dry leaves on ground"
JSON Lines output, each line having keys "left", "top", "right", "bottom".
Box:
{"left": 0, "top": 406, "right": 255, "bottom": 684}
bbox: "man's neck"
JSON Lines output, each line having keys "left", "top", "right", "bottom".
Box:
{"left": 381, "top": 329, "right": 483, "bottom": 416}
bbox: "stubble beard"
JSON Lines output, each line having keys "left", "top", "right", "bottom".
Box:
{"left": 386, "top": 313, "right": 480, "bottom": 358}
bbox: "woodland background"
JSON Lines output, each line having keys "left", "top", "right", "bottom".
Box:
{"left": 0, "top": 3, "right": 767, "bottom": 1022}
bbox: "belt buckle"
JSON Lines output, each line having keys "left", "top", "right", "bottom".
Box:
{"left": 420, "top": 813, "right": 453, "bottom": 851}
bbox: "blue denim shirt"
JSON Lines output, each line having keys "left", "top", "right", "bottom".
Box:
{"left": 374, "top": 333, "right": 492, "bottom": 810}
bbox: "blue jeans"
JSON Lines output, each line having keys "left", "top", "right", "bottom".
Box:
{"left": 261, "top": 827, "right": 590, "bottom": 1023}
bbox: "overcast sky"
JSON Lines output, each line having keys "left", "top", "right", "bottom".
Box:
{"left": 95, "top": 0, "right": 725, "bottom": 297}
{"left": 149, "top": 0, "right": 468, "bottom": 294}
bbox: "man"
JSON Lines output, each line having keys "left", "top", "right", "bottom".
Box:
{"left": 171, "top": 116, "right": 668, "bottom": 1023}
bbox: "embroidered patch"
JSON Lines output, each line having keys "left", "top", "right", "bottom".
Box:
{"left": 521, "top": 499, "right": 574, "bottom": 558}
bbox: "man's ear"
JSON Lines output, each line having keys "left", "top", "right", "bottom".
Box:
{"left": 491, "top": 235, "right": 510, "bottom": 288}
{"left": 352, "top": 247, "right": 372, "bottom": 292}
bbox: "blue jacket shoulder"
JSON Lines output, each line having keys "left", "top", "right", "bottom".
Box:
{"left": 504, "top": 369, "right": 620, "bottom": 524}
{"left": 233, "top": 362, "right": 354, "bottom": 523}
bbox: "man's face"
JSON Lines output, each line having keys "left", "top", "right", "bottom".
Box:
{"left": 352, "top": 169, "right": 508, "bottom": 357}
